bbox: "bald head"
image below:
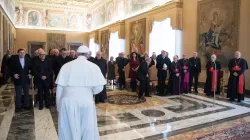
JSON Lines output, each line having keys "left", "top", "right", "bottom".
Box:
{"left": 173, "top": 55, "right": 178, "bottom": 62}
{"left": 70, "top": 50, "right": 76, "bottom": 58}
{"left": 96, "top": 51, "right": 102, "bottom": 59}
{"left": 183, "top": 54, "right": 187, "bottom": 59}
{"left": 54, "top": 49, "right": 59, "bottom": 56}
{"left": 235, "top": 51, "right": 241, "bottom": 59}
{"left": 211, "top": 54, "right": 216, "bottom": 62}
{"left": 193, "top": 52, "right": 198, "bottom": 58}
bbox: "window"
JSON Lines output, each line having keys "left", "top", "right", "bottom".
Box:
{"left": 89, "top": 37, "right": 99, "bottom": 55}
{"left": 109, "top": 31, "right": 125, "bottom": 60}
{"left": 149, "top": 18, "right": 182, "bottom": 61}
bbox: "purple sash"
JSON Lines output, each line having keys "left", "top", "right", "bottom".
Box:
{"left": 183, "top": 66, "right": 189, "bottom": 90}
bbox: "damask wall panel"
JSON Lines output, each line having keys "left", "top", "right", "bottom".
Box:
{"left": 198, "top": 0, "right": 239, "bottom": 68}
{"left": 47, "top": 33, "right": 66, "bottom": 50}
{"left": 130, "top": 18, "right": 146, "bottom": 54}
{"left": 100, "top": 30, "right": 109, "bottom": 60}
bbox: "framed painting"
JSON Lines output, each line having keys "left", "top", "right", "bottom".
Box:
{"left": 197, "top": 0, "right": 239, "bottom": 68}
{"left": 100, "top": 30, "right": 109, "bottom": 60}
{"left": 130, "top": 18, "right": 146, "bottom": 54}
{"left": 47, "top": 33, "right": 66, "bottom": 50}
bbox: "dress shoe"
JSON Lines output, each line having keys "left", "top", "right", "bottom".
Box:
{"left": 15, "top": 108, "right": 22, "bottom": 113}
{"left": 39, "top": 106, "right": 43, "bottom": 110}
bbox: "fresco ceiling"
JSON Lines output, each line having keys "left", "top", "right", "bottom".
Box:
{"left": 0, "top": 0, "right": 172, "bottom": 31}
{"left": 16, "top": 0, "right": 97, "bottom": 9}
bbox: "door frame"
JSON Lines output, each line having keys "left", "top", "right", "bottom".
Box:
{"left": 27, "top": 41, "right": 46, "bottom": 56}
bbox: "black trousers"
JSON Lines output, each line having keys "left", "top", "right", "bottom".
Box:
{"left": 118, "top": 71, "right": 125, "bottom": 88}
{"left": 130, "top": 79, "right": 137, "bottom": 91}
{"left": 2, "top": 71, "right": 10, "bottom": 85}
{"left": 37, "top": 80, "right": 50, "bottom": 107}
{"left": 139, "top": 79, "right": 149, "bottom": 98}
{"left": 15, "top": 84, "right": 30, "bottom": 109}
{"left": 158, "top": 80, "right": 166, "bottom": 96}
{"left": 189, "top": 72, "right": 199, "bottom": 92}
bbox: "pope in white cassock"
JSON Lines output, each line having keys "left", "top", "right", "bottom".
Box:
{"left": 55, "top": 45, "right": 106, "bottom": 140}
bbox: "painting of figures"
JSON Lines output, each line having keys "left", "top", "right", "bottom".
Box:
{"left": 28, "top": 11, "right": 40, "bottom": 26}
{"left": 130, "top": 18, "right": 146, "bottom": 54}
{"left": 68, "top": 14, "right": 82, "bottom": 30}
{"left": 47, "top": 10, "right": 65, "bottom": 28}
{"left": 198, "top": 0, "right": 239, "bottom": 68}
{"left": 105, "top": 1, "right": 115, "bottom": 22}
{"left": 15, "top": 6, "right": 24, "bottom": 25}
{"left": 101, "top": 30, "right": 109, "bottom": 60}
{"left": 92, "top": 6, "right": 105, "bottom": 29}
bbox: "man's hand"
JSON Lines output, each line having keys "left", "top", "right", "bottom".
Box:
{"left": 176, "top": 73, "right": 179, "bottom": 77}
{"left": 41, "top": 76, "right": 47, "bottom": 80}
{"left": 162, "top": 67, "right": 167, "bottom": 71}
{"left": 14, "top": 74, "right": 19, "bottom": 79}
{"left": 184, "top": 70, "right": 187, "bottom": 73}
{"left": 146, "top": 74, "right": 148, "bottom": 77}
{"left": 233, "top": 72, "right": 238, "bottom": 77}
{"left": 28, "top": 74, "right": 32, "bottom": 79}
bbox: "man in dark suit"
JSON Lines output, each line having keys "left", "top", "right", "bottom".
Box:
{"left": 137, "top": 57, "right": 151, "bottom": 99}
{"left": 189, "top": 52, "right": 201, "bottom": 93}
{"left": 156, "top": 51, "right": 171, "bottom": 96}
{"left": 10, "top": 49, "right": 32, "bottom": 112}
{"left": 1, "top": 49, "right": 12, "bottom": 85}
{"left": 33, "top": 49, "right": 53, "bottom": 110}
{"left": 93, "top": 51, "right": 107, "bottom": 103}
{"left": 53, "top": 48, "right": 70, "bottom": 79}
{"left": 116, "top": 52, "right": 128, "bottom": 90}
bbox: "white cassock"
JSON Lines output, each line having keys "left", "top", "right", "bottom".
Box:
{"left": 55, "top": 56, "right": 106, "bottom": 140}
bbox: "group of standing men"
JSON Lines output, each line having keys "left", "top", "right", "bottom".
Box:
{"left": 114, "top": 49, "right": 248, "bottom": 103}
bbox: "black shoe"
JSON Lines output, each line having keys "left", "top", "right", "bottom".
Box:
{"left": 39, "top": 106, "right": 43, "bottom": 110}
{"left": 24, "top": 106, "right": 30, "bottom": 110}
{"left": 15, "top": 108, "right": 22, "bottom": 113}
{"left": 238, "top": 100, "right": 241, "bottom": 103}
{"left": 46, "top": 105, "right": 50, "bottom": 109}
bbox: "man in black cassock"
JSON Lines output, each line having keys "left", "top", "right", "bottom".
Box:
{"left": 46, "top": 49, "right": 56, "bottom": 105}
{"left": 204, "top": 54, "right": 221, "bottom": 97}
{"left": 33, "top": 50, "right": 53, "bottom": 110}
{"left": 137, "top": 57, "right": 151, "bottom": 100}
{"left": 116, "top": 52, "right": 128, "bottom": 90}
{"left": 156, "top": 51, "right": 171, "bottom": 96}
{"left": 179, "top": 54, "right": 190, "bottom": 94}
{"left": 1, "top": 49, "right": 12, "bottom": 85}
{"left": 168, "top": 56, "right": 182, "bottom": 95}
{"left": 94, "top": 51, "right": 107, "bottom": 103}
{"left": 189, "top": 52, "right": 201, "bottom": 93}
{"left": 53, "top": 48, "right": 70, "bottom": 79}
{"left": 227, "top": 51, "right": 248, "bottom": 102}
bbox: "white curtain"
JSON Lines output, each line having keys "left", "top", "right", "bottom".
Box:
{"left": 109, "top": 31, "right": 125, "bottom": 60}
{"left": 89, "top": 37, "right": 99, "bottom": 55}
{"left": 149, "top": 18, "right": 182, "bottom": 61}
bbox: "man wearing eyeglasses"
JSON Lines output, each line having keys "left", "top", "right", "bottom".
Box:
{"left": 32, "top": 49, "right": 53, "bottom": 110}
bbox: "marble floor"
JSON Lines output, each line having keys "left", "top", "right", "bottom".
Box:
{"left": 1, "top": 84, "right": 250, "bottom": 140}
